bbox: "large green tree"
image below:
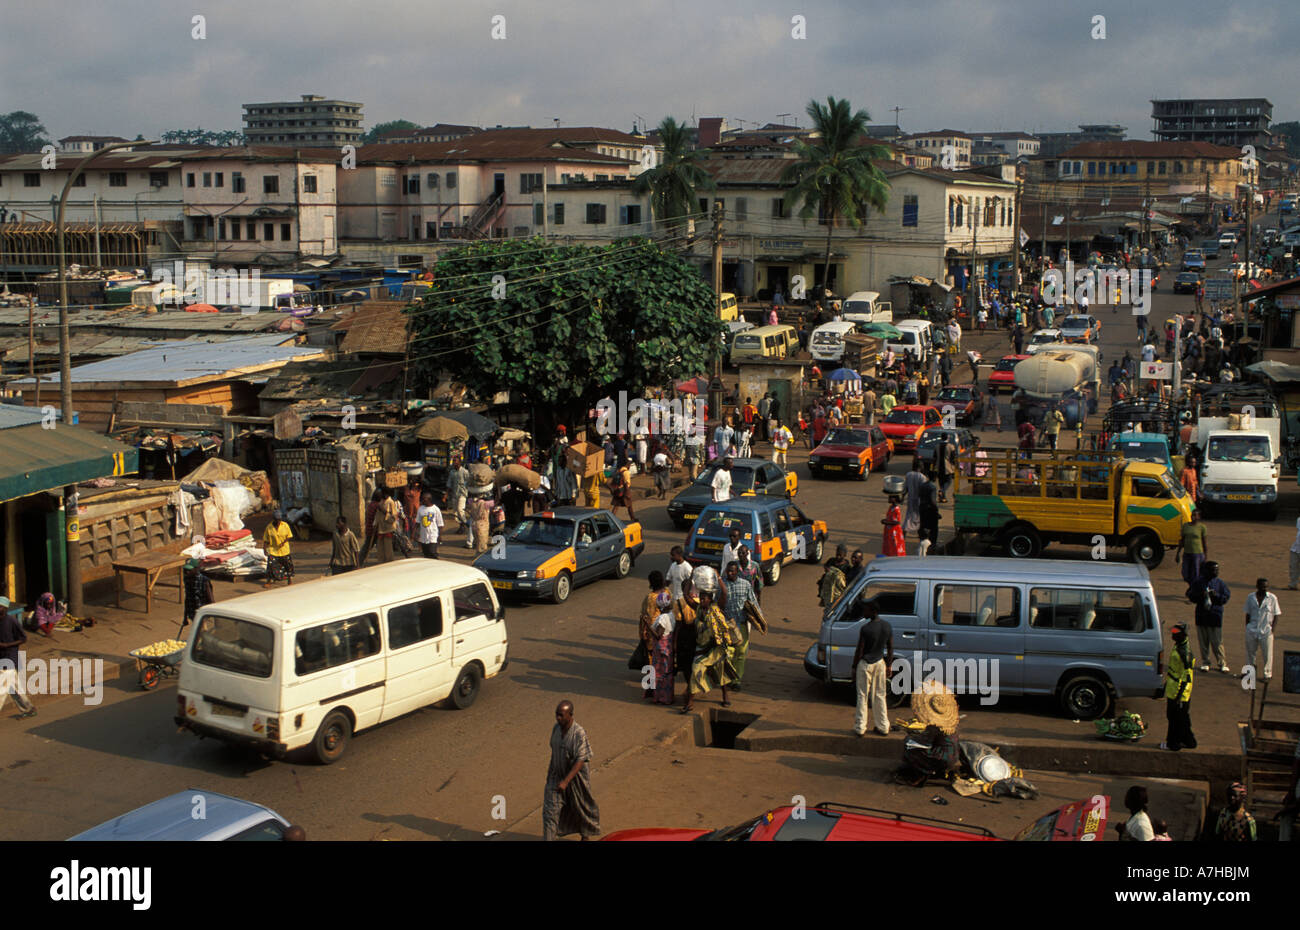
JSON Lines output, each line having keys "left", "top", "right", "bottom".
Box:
{"left": 159, "top": 128, "right": 244, "bottom": 146}
{"left": 0, "top": 111, "right": 52, "bottom": 154}
{"left": 633, "top": 117, "right": 715, "bottom": 233}
{"left": 362, "top": 120, "right": 420, "bottom": 144}
{"left": 781, "top": 97, "right": 892, "bottom": 296}
{"left": 405, "top": 238, "right": 721, "bottom": 427}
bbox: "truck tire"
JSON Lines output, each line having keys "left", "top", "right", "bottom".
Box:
{"left": 1059, "top": 674, "right": 1113, "bottom": 720}
{"left": 1002, "top": 524, "right": 1042, "bottom": 559}
{"left": 1125, "top": 531, "right": 1163, "bottom": 569}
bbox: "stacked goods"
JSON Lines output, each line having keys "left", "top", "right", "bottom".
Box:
{"left": 134, "top": 639, "right": 188, "bottom": 658}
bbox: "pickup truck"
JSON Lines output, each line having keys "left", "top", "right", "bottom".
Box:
{"left": 1195, "top": 414, "right": 1281, "bottom": 519}
{"left": 953, "top": 449, "right": 1194, "bottom": 567}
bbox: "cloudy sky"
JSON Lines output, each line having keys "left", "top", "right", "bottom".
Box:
{"left": 3, "top": 0, "right": 1294, "bottom": 141}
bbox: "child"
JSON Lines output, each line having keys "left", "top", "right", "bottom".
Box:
{"left": 1151, "top": 818, "right": 1172, "bottom": 841}
{"left": 737, "top": 425, "right": 752, "bottom": 459}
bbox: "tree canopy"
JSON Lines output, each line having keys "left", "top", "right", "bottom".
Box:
{"left": 0, "top": 111, "right": 52, "bottom": 154}
{"left": 159, "top": 128, "right": 245, "bottom": 146}
{"left": 362, "top": 120, "right": 420, "bottom": 144}
{"left": 405, "top": 237, "right": 722, "bottom": 422}
{"left": 632, "top": 117, "right": 714, "bottom": 231}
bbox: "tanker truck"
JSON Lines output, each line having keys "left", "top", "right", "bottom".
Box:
{"left": 1011, "top": 345, "right": 1101, "bottom": 429}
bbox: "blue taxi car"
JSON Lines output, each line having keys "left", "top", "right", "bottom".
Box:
{"left": 685, "top": 495, "right": 828, "bottom": 585}
{"left": 473, "top": 506, "right": 644, "bottom": 604}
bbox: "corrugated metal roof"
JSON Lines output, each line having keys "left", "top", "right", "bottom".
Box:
{"left": 9, "top": 334, "right": 325, "bottom": 388}
{"left": 337, "top": 301, "right": 409, "bottom": 355}
{"left": 0, "top": 422, "right": 137, "bottom": 504}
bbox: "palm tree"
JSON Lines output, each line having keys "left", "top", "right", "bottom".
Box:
{"left": 633, "top": 117, "right": 715, "bottom": 235}
{"left": 781, "top": 98, "right": 892, "bottom": 298}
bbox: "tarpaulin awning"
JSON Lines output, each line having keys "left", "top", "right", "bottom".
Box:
{"left": 0, "top": 422, "right": 138, "bottom": 505}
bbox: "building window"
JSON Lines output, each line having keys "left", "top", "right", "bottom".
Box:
{"left": 264, "top": 175, "right": 280, "bottom": 194}
{"left": 218, "top": 218, "right": 226, "bottom": 239}
{"left": 620, "top": 204, "right": 642, "bottom": 225}
{"left": 520, "top": 172, "right": 542, "bottom": 194}
{"left": 772, "top": 197, "right": 789, "bottom": 219}
{"left": 246, "top": 219, "right": 256, "bottom": 239}
{"left": 202, "top": 172, "right": 212, "bottom": 187}
{"left": 445, "top": 172, "right": 456, "bottom": 189}
{"left": 264, "top": 223, "right": 275, "bottom": 241}
{"left": 553, "top": 202, "right": 564, "bottom": 225}
{"left": 149, "top": 171, "right": 168, "bottom": 187}
{"left": 1158, "top": 162, "right": 1166, "bottom": 175}
{"left": 902, "top": 194, "right": 918, "bottom": 227}
{"left": 215, "top": 172, "right": 223, "bottom": 187}
{"left": 585, "top": 203, "right": 606, "bottom": 224}
{"left": 232, "top": 172, "right": 245, "bottom": 193}
{"left": 230, "top": 219, "right": 240, "bottom": 240}
{"left": 404, "top": 175, "right": 420, "bottom": 194}
{"left": 1087, "top": 162, "right": 1095, "bottom": 176}
{"left": 109, "top": 172, "right": 126, "bottom": 187}
{"left": 734, "top": 197, "right": 748, "bottom": 220}
{"left": 534, "top": 203, "right": 544, "bottom": 226}
{"left": 71, "top": 174, "right": 87, "bottom": 187}
{"left": 187, "top": 172, "right": 195, "bottom": 187}
{"left": 281, "top": 222, "right": 292, "bottom": 240}
{"left": 427, "top": 173, "right": 438, "bottom": 189}
{"left": 303, "top": 175, "right": 317, "bottom": 193}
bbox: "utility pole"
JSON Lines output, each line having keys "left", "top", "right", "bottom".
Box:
{"left": 708, "top": 200, "right": 724, "bottom": 434}
{"left": 967, "top": 197, "right": 979, "bottom": 318}
{"left": 1012, "top": 170, "right": 1023, "bottom": 295}
{"left": 1238, "top": 167, "right": 1253, "bottom": 309}
{"left": 56, "top": 139, "right": 154, "bottom": 617}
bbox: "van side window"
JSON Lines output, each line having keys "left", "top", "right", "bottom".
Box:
{"left": 453, "top": 583, "right": 496, "bottom": 623}
{"left": 387, "top": 597, "right": 444, "bottom": 650}
{"left": 294, "top": 614, "right": 381, "bottom": 676}
{"left": 773, "top": 508, "right": 791, "bottom": 532}
{"left": 935, "top": 585, "right": 1020, "bottom": 627}
{"left": 1030, "top": 588, "right": 1143, "bottom": 632}
{"left": 860, "top": 581, "right": 917, "bottom": 616}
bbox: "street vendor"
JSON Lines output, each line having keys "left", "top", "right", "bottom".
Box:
{"left": 260, "top": 509, "right": 295, "bottom": 588}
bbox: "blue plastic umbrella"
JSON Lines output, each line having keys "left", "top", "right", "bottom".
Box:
{"left": 825, "top": 368, "right": 861, "bottom": 383}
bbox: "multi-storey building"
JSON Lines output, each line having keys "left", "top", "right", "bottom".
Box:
{"left": 1151, "top": 98, "right": 1272, "bottom": 149}
{"left": 242, "top": 95, "right": 364, "bottom": 146}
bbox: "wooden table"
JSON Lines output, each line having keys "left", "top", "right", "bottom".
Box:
{"left": 112, "top": 551, "right": 188, "bottom": 614}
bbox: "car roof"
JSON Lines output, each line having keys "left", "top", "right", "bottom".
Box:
{"left": 699, "top": 457, "right": 775, "bottom": 468}
{"left": 845, "top": 290, "right": 880, "bottom": 301}
{"left": 896, "top": 319, "right": 931, "bottom": 330}
{"left": 888, "top": 404, "right": 931, "bottom": 411}
{"left": 68, "top": 790, "right": 290, "bottom": 841}
{"left": 196, "top": 559, "right": 491, "bottom": 630}
{"left": 698, "top": 495, "right": 797, "bottom": 514}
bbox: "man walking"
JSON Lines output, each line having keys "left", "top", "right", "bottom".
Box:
{"left": 757, "top": 393, "right": 771, "bottom": 442}
{"left": 861, "top": 383, "right": 877, "bottom": 427}
{"left": 1244, "top": 578, "right": 1281, "bottom": 681}
{"left": 447, "top": 456, "right": 469, "bottom": 534}
{"left": 0, "top": 601, "right": 36, "bottom": 718}
{"left": 330, "top": 516, "right": 361, "bottom": 574}
{"left": 711, "top": 456, "right": 734, "bottom": 502}
{"left": 851, "top": 599, "right": 894, "bottom": 737}
{"left": 721, "top": 560, "right": 759, "bottom": 688}
{"left": 771, "top": 420, "right": 792, "bottom": 466}
{"left": 1175, "top": 509, "right": 1208, "bottom": 588}
{"left": 1161, "top": 623, "right": 1197, "bottom": 751}
{"left": 542, "top": 700, "right": 601, "bottom": 841}
{"left": 1189, "top": 561, "right": 1230, "bottom": 672}
{"left": 415, "top": 490, "right": 444, "bottom": 559}
{"left": 1044, "top": 404, "right": 1065, "bottom": 451}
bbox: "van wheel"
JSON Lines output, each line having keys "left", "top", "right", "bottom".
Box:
{"left": 311, "top": 711, "right": 351, "bottom": 765}
{"left": 1059, "top": 674, "right": 1113, "bottom": 720}
{"left": 613, "top": 551, "right": 632, "bottom": 579}
{"left": 805, "top": 538, "right": 824, "bottom": 564}
{"left": 450, "top": 665, "right": 482, "bottom": 710}
{"left": 1125, "top": 531, "right": 1163, "bottom": 569}
{"left": 858, "top": 460, "right": 870, "bottom": 481}
{"left": 551, "top": 570, "right": 572, "bottom": 604}
{"left": 1002, "top": 525, "right": 1042, "bottom": 559}
{"left": 764, "top": 559, "right": 782, "bottom": 586}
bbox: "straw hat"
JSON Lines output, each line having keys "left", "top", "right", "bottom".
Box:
{"left": 911, "top": 680, "right": 959, "bottom": 734}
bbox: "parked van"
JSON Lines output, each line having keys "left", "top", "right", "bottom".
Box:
{"left": 729, "top": 324, "right": 797, "bottom": 362}
{"left": 718, "top": 292, "right": 740, "bottom": 322}
{"left": 810, "top": 321, "right": 857, "bottom": 363}
{"left": 842, "top": 290, "right": 893, "bottom": 324}
{"left": 886, "top": 319, "right": 933, "bottom": 363}
{"left": 723, "top": 320, "right": 755, "bottom": 365}
{"left": 803, "top": 556, "right": 1163, "bottom": 719}
{"left": 174, "top": 560, "right": 508, "bottom": 764}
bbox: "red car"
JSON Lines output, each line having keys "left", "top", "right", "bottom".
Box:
{"left": 808, "top": 425, "right": 893, "bottom": 480}
{"left": 880, "top": 404, "right": 941, "bottom": 454}
{"left": 928, "top": 384, "right": 984, "bottom": 425}
{"left": 988, "top": 354, "right": 1030, "bottom": 392}
{"left": 605, "top": 798, "right": 1108, "bottom": 842}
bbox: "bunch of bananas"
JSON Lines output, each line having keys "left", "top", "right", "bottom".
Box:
{"left": 137, "top": 639, "right": 187, "bottom": 658}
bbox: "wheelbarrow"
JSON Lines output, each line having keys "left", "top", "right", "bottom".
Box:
{"left": 128, "top": 634, "right": 188, "bottom": 690}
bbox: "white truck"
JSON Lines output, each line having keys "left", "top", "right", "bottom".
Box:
{"left": 1196, "top": 413, "right": 1281, "bottom": 518}
{"left": 841, "top": 290, "right": 893, "bottom": 324}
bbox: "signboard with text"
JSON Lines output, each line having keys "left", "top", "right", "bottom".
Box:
{"left": 1140, "top": 361, "right": 1172, "bottom": 380}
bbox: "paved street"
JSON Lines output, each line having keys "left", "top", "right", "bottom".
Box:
{"left": 4, "top": 240, "right": 1294, "bottom": 839}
